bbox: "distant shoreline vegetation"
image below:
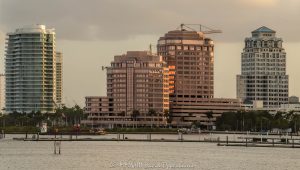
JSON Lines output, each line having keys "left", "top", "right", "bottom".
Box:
{"left": 0, "top": 109, "right": 300, "bottom": 133}
{"left": 216, "top": 111, "right": 300, "bottom": 133}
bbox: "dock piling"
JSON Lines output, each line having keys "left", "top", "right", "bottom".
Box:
{"left": 117, "top": 133, "right": 120, "bottom": 141}
{"left": 226, "top": 136, "right": 228, "bottom": 145}
{"left": 54, "top": 141, "right": 61, "bottom": 155}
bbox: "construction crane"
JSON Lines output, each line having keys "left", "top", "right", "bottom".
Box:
{"left": 101, "top": 66, "right": 109, "bottom": 71}
{"left": 178, "top": 23, "right": 222, "bottom": 34}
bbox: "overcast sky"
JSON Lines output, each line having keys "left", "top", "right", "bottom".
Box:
{"left": 0, "top": 0, "right": 300, "bottom": 106}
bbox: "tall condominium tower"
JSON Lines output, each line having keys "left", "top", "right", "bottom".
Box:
{"left": 237, "top": 26, "right": 289, "bottom": 108}
{"left": 0, "top": 74, "right": 5, "bottom": 113}
{"left": 83, "top": 51, "right": 169, "bottom": 128}
{"left": 107, "top": 51, "right": 169, "bottom": 115}
{"left": 5, "top": 25, "right": 61, "bottom": 113}
{"left": 56, "top": 52, "right": 63, "bottom": 105}
{"left": 157, "top": 29, "right": 214, "bottom": 123}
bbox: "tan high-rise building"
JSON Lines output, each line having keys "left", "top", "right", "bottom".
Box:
{"left": 82, "top": 51, "right": 169, "bottom": 128}
{"left": 157, "top": 30, "right": 214, "bottom": 101}
{"left": 107, "top": 51, "right": 169, "bottom": 115}
{"left": 157, "top": 28, "right": 243, "bottom": 126}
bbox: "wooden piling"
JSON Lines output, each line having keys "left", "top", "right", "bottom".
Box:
{"left": 226, "top": 136, "right": 228, "bottom": 145}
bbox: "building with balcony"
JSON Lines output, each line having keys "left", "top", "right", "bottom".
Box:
{"left": 5, "top": 25, "right": 62, "bottom": 113}
{"left": 157, "top": 28, "right": 243, "bottom": 126}
{"left": 0, "top": 74, "right": 5, "bottom": 113}
{"left": 82, "top": 51, "right": 169, "bottom": 128}
{"left": 237, "top": 26, "right": 289, "bottom": 109}
{"left": 56, "top": 52, "right": 63, "bottom": 105}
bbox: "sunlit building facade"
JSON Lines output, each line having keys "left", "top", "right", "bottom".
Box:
{"left": 83, "top": 51, "right": 169, "bottom": 128}
{"left": 157, "top": 29, "right": 236, "bottom": 126}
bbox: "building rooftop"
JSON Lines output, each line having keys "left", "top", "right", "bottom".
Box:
{"left": 8, "top": 24, "right": 55, "bottom": 35}
{"left": 252, "top": 26, "right": 275, "bottom": 33}
{"left": 159, "top": 30, "right": 205, "bottom": 40}
{"left": 114, "top": 51, "right": 162, "bottom": 62}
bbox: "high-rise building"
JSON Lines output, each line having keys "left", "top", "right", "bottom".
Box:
{"left": 56, "top": 52, "right": 63, "bottom": 105}
{"left": 107, "top": 51, "right": 169, "bottom": 115}
{"left": 157, "top": 30, "right": 214, "bottom": 100}
{"left": 237, "top": 26, "right": 289, "bottom": 108}
{"left": 5, "top": 25, "right": 61, "bottom": 113}
{"left": 0, "top": 74, "right": 5, "bottom": 113}
{"left": 83, "top": 51, "right": 169, "bottom": 128}
{"left": 156, "top": 27, "right": 244, "bottom": 127}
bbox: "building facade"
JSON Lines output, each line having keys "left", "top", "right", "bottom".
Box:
{"left": 83, "top": 51, "right": 169, "bottom": 128}
{"left": 83, "top": 96, "right": 167, "bottom": 128}
{"left": 56, "top": 52, "right": 63, "bottom": 105}
{"left": 5, "top": 25, "right": 61, "bottom": 113}
{"left": 0, "top": 74, "right": 5, "bottom": 113}
{"left": 237, "top": 26, "right": 289, "bottom": 109}
{"left": 157, "top": 30, "right": 214, "bottom": 101}
{"left": 289, "top": 96, "right": 299, "bottom": 104}
{"left": 107, "top": 51, "right": 169, "bottom": 115}
{"left": 156, "top": 28, "right": 242, "bottom": 126}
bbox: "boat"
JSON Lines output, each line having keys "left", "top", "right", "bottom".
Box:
{"left": 90, "top": 128, "right": 107, "bottom": 135}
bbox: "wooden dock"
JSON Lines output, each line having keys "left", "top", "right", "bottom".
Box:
{"left": 217, "top": 136, "right": 300, "bottom": 148}
{"left": 12, "top": 133, "right": 300, "bottom": 149}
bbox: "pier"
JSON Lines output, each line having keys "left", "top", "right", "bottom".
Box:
{"left": 11, "top": 132, "right": 300, "bottom": 148}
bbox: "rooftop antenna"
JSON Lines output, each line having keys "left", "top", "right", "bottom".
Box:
{"left": 101, "top": 66, "right": 108, "bottom": 71}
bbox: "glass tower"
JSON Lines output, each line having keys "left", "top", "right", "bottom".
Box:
{"left": 5, "top": 25, "right": 59, "bottom": 113}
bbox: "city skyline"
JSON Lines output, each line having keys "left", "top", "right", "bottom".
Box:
{"left": 0, "top": 0, "right": 300, "bottom": 107}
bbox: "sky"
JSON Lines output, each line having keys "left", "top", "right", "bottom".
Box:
{"left": 0, "top": 0, "right": 299, "bottom": 107}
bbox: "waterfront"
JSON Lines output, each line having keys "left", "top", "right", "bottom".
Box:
{"left": 0, "top": 134, "right": 300, "bottom": 170}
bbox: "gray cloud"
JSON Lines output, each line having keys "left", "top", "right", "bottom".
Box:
{"left": 0, "top": 0, "right": 299, "bottom": 42}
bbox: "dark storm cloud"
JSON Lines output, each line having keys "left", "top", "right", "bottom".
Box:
{"left": 0, "top": 0, "right": 299, "bottom": 41}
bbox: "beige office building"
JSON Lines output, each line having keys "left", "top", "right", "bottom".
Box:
{"left": 157, "top": 30, "right": 214, "bottom": 100}
{"left": 157, "top": 28, "right": 243, "bottom": 126}
{"left": 83, "top": 51, "right": 169, "bottom": 128}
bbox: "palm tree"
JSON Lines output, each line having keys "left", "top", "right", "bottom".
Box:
{"left": 205, "top": 111, "right": 213, "bottom": 130}
{"left": 164, "top": 109, "right": 171, "bottom": 127}
{"left": 132, "top": 110, "right": 140, "bottom": 128}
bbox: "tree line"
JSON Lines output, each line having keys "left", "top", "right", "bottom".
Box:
{"left": 0, "top": 105, "right": 84, "bottom": 128}
{"left": 216, "top": 110, "right": 300, "bottom": 132}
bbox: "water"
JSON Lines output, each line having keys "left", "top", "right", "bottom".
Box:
{"left": 0, "top": 134, "right": 299, "bottom": 170}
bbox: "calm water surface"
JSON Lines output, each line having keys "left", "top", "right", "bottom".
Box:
{"left": 0, "top": 134, "right": 299, "bottom": 170}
